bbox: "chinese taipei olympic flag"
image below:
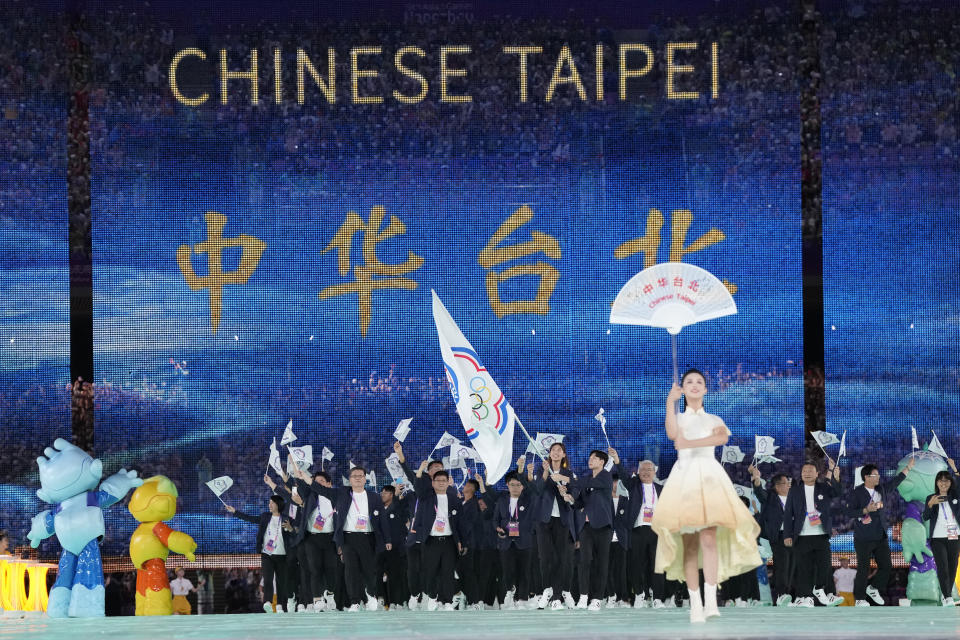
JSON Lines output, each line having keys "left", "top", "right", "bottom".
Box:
{"left": 432, "top": 290, "right": 515, "bottom": 484}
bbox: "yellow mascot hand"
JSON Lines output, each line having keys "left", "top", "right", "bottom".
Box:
{"left": 168, "top": 530, "right": 198, "bottom": 562}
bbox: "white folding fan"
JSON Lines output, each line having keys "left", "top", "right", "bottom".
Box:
{"left": 610, "top": 262, "right": 737, "bottom": 383}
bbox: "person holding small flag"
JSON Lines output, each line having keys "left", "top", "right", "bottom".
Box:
{"left": 748, "top": 464, "right": 794, "bottom": 605}
{"left": 922, "top": 457, "right": 960, "bottom": 606}
{"left": 407, "top": 469, "right": 464, "bottom": 610}
{"left": 845, "top": 457, "right": 916, "bottom": 606}
{"left": 532, "top": 442, "right": 578, "bottom": 610}
{"left": 296, "top": 470, "right": 339, "bottom": 612}
{"left": 606, "top": 473, "right": 632, "bottom": 607}
{"left": 572, "top": 449, "right": 615, "bottom": 611}
{"left": 488, "top": 458, "right": 541, "bottom": 609}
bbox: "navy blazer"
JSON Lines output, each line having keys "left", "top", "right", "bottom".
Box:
{"left": 615, "top": 463, "right": 662, "bottom": 527}
{"left": 307, "top": 484, "right": 391, "bottom": 551}
{"left": 845, "top": 473, "right": 906, "bottom": 541}
{"left": 574, "top": 469, "right": 614, "bottom": 530}
{"left": 753, "top": 483, "right": 789, "bottom": 543}
{"left": 533, "top": 466, "right": 578, "bottom": 541}
{"left": 491, "top": 487, "right": 538, "bottom": 550}
{"left": 382, "top": 495, "right": 411, "bottom": 551}
{"left": 474, "top": 493, "right": 498, "bottom": 550}
{"left": 407, "top": 490, "right": 464, "bottom": 546}
{"left": 611, "top": 495, "right": 631, "bottom": 550}
{"left": 231, "top": 510, "right": 294, "bottom": 555}
{"left": 783, "top": 478, "right": 842, "bottom": 540}
{"left": 923, "top": 486, "right": 960, "bottom": 538}
{"left": 458, "top": 496, "right": 483, "bottom": 549}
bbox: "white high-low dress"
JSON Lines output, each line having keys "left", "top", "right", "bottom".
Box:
{"left": 651, "top": 406, "right": 762, "bottom": 583}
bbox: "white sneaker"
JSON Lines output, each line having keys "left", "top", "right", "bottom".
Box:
{"left": 563, "top": 591, "right": 576, "bottom": 609}
{"left": 455, "top": 593, "right": 467, "bottom": 610}
{"left": 576, "top": 594, "right": 588, "bottom": 609}
{"left": 855, "top": 599, "right": 871, "bottom": 607}
{"left": 347, "top": 604, "right": 361, "bottom": 612}
{"left": 515, "top": 599, "right": 528, "bottom": 610}
{"left": 324, "top": 591, "right": 337, "bottom": 611}
{"left": 537, "top": 588, "right": 553, "bottom": 610}
{"left": 263, "top": 602, "right": 274, "bottom": 613}
{"left": 503, "top": 588, "right": 516, "bottom": 610}
{"left": 441, "top": 603, "right": 455, "bottom": 611}
{"left": 287, "top": 597, "right": 297, "bottom": 612}
{"left": 588, "top": 599, "right": 602, "bottom": 611}
{"left": 634, "top": 594, "right": 646, "bottom": 608}
{"left": 470, "top": 602, "right": 485, "bottom": 610}
{"left": 366, "top": 597, "right": 379, "bottom": 611}
{"left": 792, "top": 597, "right": 814, "bottom": 608}
{"left": 426, "top": 597, "right": 439, "bottom": 612}
{"left": 312, "top": 599, "right": 325, "bottom": 612}
{"left": 865, "top": 586, "right": 885, "bottom": 606}
{"left": 550, "top": 599, "right": 565, "bottom": 610}
{"left": 943, "top": 596, "right": 955, "bottom": 607}
{"left": 297, "top": 604, "right": 307, "bottom": 613}
{"left": 651, "top": 598, "right": 665, "bottom": 609}
{"left": 605, "top": 595, "right": 617, "bottom": 608}
{"left": 776, "top": 594, "right": 793, "bottom": 606}
{"left": 812, "top": 588, "right": 843, "bottom": 607}
{"left": 734, "top": 598, "right": 748, "bottom": 608}
{"left": 688, "top": 589, "right": 705, "bottom": 624}
{"left": 408, "top": 595, "right": 420, "bottom": 611}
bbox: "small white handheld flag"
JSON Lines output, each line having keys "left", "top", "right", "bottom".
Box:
{"left": 205, "top": 475, "right": 233, "bottom": 497}
{"left": 911, "top": 425, "right": 919, "bottom": 451}
{"left": 393, "top": 418, "right": 413, "bottom": 442}
{"left": 756, "top": 454, "right": 782, "bottom": 464}
{"left": 433, "top": 431, "right": 460, "bottom": 452}
{"left": 385, "top": 453, "right": 411, "bottom": 489}
{"left": 280, "top": 420, "right": 297, "bottom": 446}
{"left": 811, "top": 430, "right": 840, "bottom": 448}
{"left": 286, "top": 445, "right": 313, "bottom": 475}
{"left": 754, "top": 435, "right": 777, "bottom": 458}
{"left": 321, "top": 447, "right": 335, "bottom": 461}
{"left": 721, "top": 445, "right": 745, "bottom": 465}
{"left": 366, "top": 470, "right": 377, "bottom": 488}
{"left": 838, "top": 430, "right": 847, "bottom": 459}
{"left": 595, "top": 408, "right": 611, "bottom": 448}
{"left": 929, "top": 431, "right": 947, "bottom": 458}
{"left": 268, "top": 438, "right": 284, "bottom": 476}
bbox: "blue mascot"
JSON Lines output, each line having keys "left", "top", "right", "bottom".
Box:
{"left": 27, "top": 438, "right": 143, "bottom": 617}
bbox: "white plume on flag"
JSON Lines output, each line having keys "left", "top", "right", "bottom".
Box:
{"left": 286, "top": 445, "right": 313, "bottom": 475}
{"left": 268, "top": 438, "right": 283, "bottom": 476}
{"left": 205, "top": 475, "right": 233, "bottom": 497}
{"left": 280, "top": 420, "right": 297, "bottom": 446}
{"left": 721, "top": 445, "right": 745, "bottom": 464}
{"left": 811, "top": 430, "right": 840, "bottom": 448}
{"left": 911, "top": 425, "right": 919, "bottom": 450}
{"left": 838, "top": 430, "right": 847, "bottom": 458}
{"left": 929, "top": 431, "right": 947, "bottom": 458}
{"left": 393, "top": 418, "right": 413, "bottom": 442}
{"left": 432, "top": 291, "right": 515, "bottom": 484}
{"left": 321, "top": 447, "right": 335, "bottom": 461}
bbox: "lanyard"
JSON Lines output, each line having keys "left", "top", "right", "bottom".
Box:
{"left": 351, "top": 493, "right": 364, "bottom": 516}
{"left": 941, "top": 501, "right": 954, "bottom": 523}
{"left": 511, "top": 500, "right": 519, "bottom": 519}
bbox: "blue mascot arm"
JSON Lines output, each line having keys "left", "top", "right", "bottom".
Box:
{"left": 98, "top": 468, "right": 143, "bottom": 507}
{"left": 27, "top": 510, "right": 55, "bottom": 548}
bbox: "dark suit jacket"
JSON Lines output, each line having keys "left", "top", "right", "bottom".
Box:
{"left": 533, "top": 466, "right": 578, "bottom": 541}
{"left": 845, "top": 473, "right": 906, "bottom": 541}
{"left": 231, "top": 510, "right": 293, "bottom": 554}
{"left": 574, "top": 469, "right": 614, "bottom": 529}
{"left": 307, "top": 484, "right": 391, "bottom": 551}
{"left": 611, "top": 495, "right": 631, "bottom": 550}
{"left": 408, "top": 490, "right": 464, "bottom": 546}
{"left": 382, "top": 495, "right": 411, "bottom": 551}
{"left": 783, "top": 478, "right": 842, "bottom": 539}
{"left": 753, "top": 483, "right": 789, "bottom": 543}
{"left": 492, "top": 487, "right": 538, "bottom": 550}
{"left": 923, "top": 485, "right": 960, "bottom": 538}
{"left": 615, "top": 463, "right": 662, "bottom": 527}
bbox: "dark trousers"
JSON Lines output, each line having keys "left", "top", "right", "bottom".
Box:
{"left": 260, "top": 553, "right": 289, "bottom": 607}
{"left": 770, "top": 539, "right": 795, "bottom": 598}
{"left": 578, "top": 525, "right": 613, "bottom": 601}
{"left": 476, "top": 548, "right": 499, "bottom": 605}
{"left": 854, "top": 537, "right": 892, "bottom": 600}
{"left": 607, "top": 542, "right": 629, "bottom": 600}
{"left": 458, "top": 548, "right": 480, "bottom": 604}
{"left": 628, "top": 526, "right": 665, "bottom": 600}
{"left": 304, "top": 532, "right": 338, "bottom": 598}
{"left": 286, "top": 544, "right": 310, "bottom": 604}
{"left": 341, "top": 533, "right": 378, "bottom": 605}
{"left": 931, "top": 537, "right": 960, "bottom": 599}
{"left": 378, "top": 548, "right": 408, "bottom": 605}
{"left": 793, "top": 534, "right": 832, "bottom": 597}
{"left": 407, "top": 543, "right": 424, "bottom": 597}
{"left": 421, "top": 536, "right": 458, "bottom": 603}
{"left": 537, "top": 518, "right": 574, "bottom": 597}
{"left": 499, "top": 544, "right": 532, "bottom": 601}
{"left": 722, "top": 569, "right": 760, "bottom": 602}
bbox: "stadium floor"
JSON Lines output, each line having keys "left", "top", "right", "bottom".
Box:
{"left": 3, "top": 607, "right": 960, "bottom": 639}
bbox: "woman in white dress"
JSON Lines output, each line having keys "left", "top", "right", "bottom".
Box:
{"left": 651, "top": 369, "right": 761, "bottom": 623}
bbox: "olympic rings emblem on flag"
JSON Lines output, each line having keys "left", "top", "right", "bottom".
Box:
{"left": 469, "top": 376, "right": 493, "bottom": 421}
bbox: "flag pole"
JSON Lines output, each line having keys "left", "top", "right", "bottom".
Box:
{"left": 515, "top": 416, "right": 545, "bottom": 460}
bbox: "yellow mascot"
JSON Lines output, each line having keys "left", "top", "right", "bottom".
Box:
{"left": 128, "top": 475, "right": 197, "bottom": 616}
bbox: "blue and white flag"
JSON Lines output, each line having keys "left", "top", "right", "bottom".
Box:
{"left": 432, "top": 290, "right": 515, "bottom": 484}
